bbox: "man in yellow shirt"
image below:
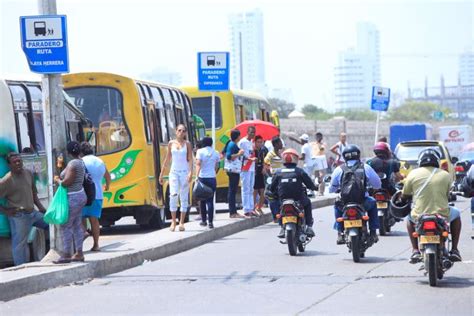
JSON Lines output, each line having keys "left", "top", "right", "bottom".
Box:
{"left": 402, "top": 149, "right": 462, "bottom": 263}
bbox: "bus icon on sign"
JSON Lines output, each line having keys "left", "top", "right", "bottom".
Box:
{"left": 34, "top": 21, "right": 46, "bottom": 36}
{"left": 207, "top": 56, "right": 216, "bottom": 66}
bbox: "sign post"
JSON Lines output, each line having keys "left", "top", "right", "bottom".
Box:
{"left": 371, "top": 86, "right": 391, "bottom": 144}
{"left": 197, "top": 52, "right": 230, "bottom": 149}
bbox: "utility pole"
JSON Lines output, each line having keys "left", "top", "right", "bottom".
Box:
{"left": 38, "top": 0, "right": 67, "bottom": 259}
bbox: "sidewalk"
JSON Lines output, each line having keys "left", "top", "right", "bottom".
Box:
{"left": 0, "top": 195, "right": 336, "bottom": 302}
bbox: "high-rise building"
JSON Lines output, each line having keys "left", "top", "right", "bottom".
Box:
{"left": 334, "top": 22, "right": 381, "bottom": 111}
{"left": 459, "top": 50, "right": 474, "bottom": 85}
{"left": 228, "top": 9, "right": 265, "bottom": 94}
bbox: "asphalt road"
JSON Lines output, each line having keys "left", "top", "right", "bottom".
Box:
{"left": 2, "top": 198, "right": 473, "bottom": 315}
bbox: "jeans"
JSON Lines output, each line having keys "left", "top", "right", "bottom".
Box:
{"left": 269, "top": 199, "right": 281, "bottom": 220}
{"left": 227, "top": 172, "right": 240, "bottom": 215}
{"left": 471, "top": 197, "right": 474, "bottom": 212}
{"left": 8, "top": 210, "right": 48, "bottom": 266}
{"left": 199, "top": 177, "right": 216, "bottom": 224}
{"left": 334, "top": 196, "right": 379, "bottom": 232}
{"left": 241, "top": 171, "right": 255, "bottom": 212}
{"left": 169, "top": 170, "right": 189, "bottom": 212}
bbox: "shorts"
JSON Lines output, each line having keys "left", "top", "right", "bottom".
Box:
{"left": 254, "top": 172, "right": 265, "bottom": 190}
{"left": 408, "top": 206, "right": 461, "bottom": 223}
{"left": 313, "top": 156, "right": 328, "bottom": 171}
{"left": 82, "top": 199, "right": 104, "bottom": 219}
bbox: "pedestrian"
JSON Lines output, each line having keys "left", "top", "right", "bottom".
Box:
{"left": 224, "top": 129, "right": 245, "bottom": 218}
{"left": 0, "top": 152, "right": 48, "bottom": 266}
{"left": 253, "top": 135, "right": 268, "bottom": 215}
{"left": 330, "top": 132, "right": 347, "bottom": 167}
{"left": 54, "top": 141, "right": 88, "bottom": 263}
{"left": 159, "top": 124, "right": 193, "bottom": 232}
{"left": 264, "top": 136, "right": 284, "bottom": 221}
{"left": 195, "top": 137, "right": 220, "bottom": 228}
{"left": 80, "top": 142, "right": 111, "bottom": 251}
{"left": 311, "top": 132, "right": 328, "bottom": 196}
{"left": 298, "top": 133, "right": 314, "bottom": 177}
{"left": 239, "top": 126, "right": 257, "bottom": 217}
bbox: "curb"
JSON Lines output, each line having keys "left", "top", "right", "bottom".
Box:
{"left": 0, "top": 197, "right": 335, "bottom": 302}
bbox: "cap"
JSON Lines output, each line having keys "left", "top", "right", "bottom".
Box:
{"left": 299, "top": 133, "right": 309, "bottom": 141}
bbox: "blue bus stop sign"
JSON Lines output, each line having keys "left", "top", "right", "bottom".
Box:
{"left": 371, "top": 86, "right": 390, "bottom": 111}
{"left": 198, "top": 52, "right": 229, "bottom": 91}
{"left": 20, "top": 15, "right": 69, "bottom": 74}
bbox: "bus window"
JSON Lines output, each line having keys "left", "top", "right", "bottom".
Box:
{"left": 158, "top": 108, "right": 169, "bottom": 143}
{"left": 166, "top": 104, "right": 176, "bottom": 139}
{"left": 235, "top": 104, "right": 243, "bottom": 123}
{"left": 150, "top": 87, "right": 164, "bottom": 108}
{"left": 191, "top": 97, "right": 222, "bottom": 129}
{"left": 27, "top": 86, "right": 46, "bottom": 151}
{"left": 65, "top": 86, "right": 131, "bottom": 155}
{"left": 9, "top": 85, "right": 33, "bottom": 153}
{"left": 138, "top": 84, "right": 152, "bottom": 144}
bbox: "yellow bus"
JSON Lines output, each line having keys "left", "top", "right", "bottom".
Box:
{"left": 182, "top": 87, "right": 279, "bottom": 203}
{"left": 63, "top": 73, "right": 200, "bottom": 229}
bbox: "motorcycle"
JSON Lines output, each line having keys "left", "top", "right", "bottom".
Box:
{"left": 451, "top": 160, "right": 472, "bottom": 199}
{"left": 277, "top": 199, "right": 312, "bottom": 256}
{"left": 373, "top": 188, "right": 396, "bottom": 236}
{"left": 413, "top": 214, "right": 453, "bottom": 287}
{"left": 336, "top": 202, "right": 374, "bottom": 262}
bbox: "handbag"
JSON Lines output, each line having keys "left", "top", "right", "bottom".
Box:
{"left": 82, "top": 161, "right": 96, "bottom": 206}
{"left": 44, "top": 186, "right": 69, "bottom": 225}
{"left": 193, "top": 179, "right": 214, "bottom": 201}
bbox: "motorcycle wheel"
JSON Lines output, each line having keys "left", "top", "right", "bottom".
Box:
{"left": 287, "top": 230, "right": 298, "bottom": 256}
{"left": 426, "top": 253, "right": 438, "bottom": 287}
{"left": 351, "top": 235, "right": 361, "bottom": 263}
{"left": 379, "top": 215, "right": 387, "bottom": 236}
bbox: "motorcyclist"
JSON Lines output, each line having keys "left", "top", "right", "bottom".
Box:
{"left": 270, "top": 148, "right": 318, "bottom": 239}
{"left": 400, "top": 148, "right": 462, "bottom": 263}
{"left": 367, "top": 142, "right": 404, "bottom": 195}
{"left": 329, "top": 145, "right": 381, "bottom": 244}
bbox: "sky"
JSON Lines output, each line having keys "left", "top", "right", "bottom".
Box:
{"left": 1, "top": 0, "right": 473, "bottom": 110}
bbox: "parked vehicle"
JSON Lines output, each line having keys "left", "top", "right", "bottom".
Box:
{"left": 276, "top": 199, "right": 312, "bottom": 256}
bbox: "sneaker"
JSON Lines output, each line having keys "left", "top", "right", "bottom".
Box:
{"left": 208, "top": 223, "right": 214, "bottom": 229}
{"left": 336, "top": 232, "right": 345, "bottom": 245}
{"left": 409, "top": 250, "right": 422, "bottom": 264}
{"left": 449, "top": 249, "right": 462, "bottom": 262}
{"left": 277, "top": 227, "right": 285, "bottom": 238}
{"left": 370, "top": 231, "right": 379, "bottom": 243}
{"left": 199, "top": 221, "right": 207, "bottom": 227}
{"left": 306, "top": 226, "right": 315, "bottom": 237}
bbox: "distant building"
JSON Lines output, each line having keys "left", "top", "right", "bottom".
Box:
{"left": 334, "top": 22, "right": 381, "bottom": 111}
{"left": 459, "top": 50, "right": 474, "bottom": 85}
{"left": 228, "top": 9, "right": 266, "bottom": 94}
{"left": 407, "top": 76, "right": 474, "bottom": 121}
{"left": 141, "top": 68, "right": 182, "bottom": 86}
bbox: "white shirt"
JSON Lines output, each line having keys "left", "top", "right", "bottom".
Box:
{"left": 238, "top": 137, "right": 255, "bottom": 172}
{"left": 82, "top": 155, "right": 106, "bottom": 200}
{"left": 196, "top": 147, "right": 220, "bottom": 178}
{"left": 301, "top": 143, "right": 313, "bottom": 166}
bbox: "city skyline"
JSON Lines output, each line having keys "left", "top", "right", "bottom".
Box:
{"left": 1, "top": 0, "right": 472, "bottom": 110}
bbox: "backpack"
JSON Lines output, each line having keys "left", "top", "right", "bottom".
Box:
{"left": 82, "top": 162, "right": 96, "bottom": 206}
{"left": 340, "top": 162, "right": 366, "bottom": 204}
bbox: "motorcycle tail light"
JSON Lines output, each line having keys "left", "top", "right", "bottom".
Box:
{"left": 441, "top": 161, "right": 448, "bottom": 171}
{"left": 374, "top": 194, "right": 386, "bottom": 201}
{"left": 455, "top": 165, "right": 464, "bottom": 172}
{"left": 346, "top": 208, "right": 358, "bottom": 217}
{"left": 442, "top": 231, "right": 449, "bottom": 237}
{"left": 422, "top": 221, "right": 437, "bottom": 230}
{"left": 362, "top": 215, "right": 369, "bottom": 221}
{"left": 282, "top": 204, "right": 295, "bottom": 214}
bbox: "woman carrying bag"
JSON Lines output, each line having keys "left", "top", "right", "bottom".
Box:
{"left": 195, "top": 137, "right": 220, "bottom": 228}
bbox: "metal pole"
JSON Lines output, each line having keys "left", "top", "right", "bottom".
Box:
{"left": 374, "top": 111, "right": 381, "bottom": 144}
{"left": 211, "top": 92, "right": 216, "bottom": 150}
{"left": 38, "top": 0, "right": 67, "bottom": 258}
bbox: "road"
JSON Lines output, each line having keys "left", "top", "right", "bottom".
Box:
{"left": 2, "top": 198, "right": 473, "bottom": 315}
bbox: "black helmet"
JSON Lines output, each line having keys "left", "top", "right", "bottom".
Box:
{"left": 390, "top": 190, "right": 411, "bottom": 219}
{"left": 418, "top": 148, "right": 441, "bottom": 168}
{"left": 342, "top": 144, "right": 361, "bottom": 161}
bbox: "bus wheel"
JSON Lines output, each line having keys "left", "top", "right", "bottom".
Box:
{"left": 28, "top": 227, "right": 46, "bottom": 262}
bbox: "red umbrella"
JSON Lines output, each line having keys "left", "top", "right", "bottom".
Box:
{"left": 234, "top": 120, "right": 279, "bottom": 141}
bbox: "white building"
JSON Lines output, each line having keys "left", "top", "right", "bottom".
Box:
{"left": 228, "top": 9, "right": 266, "bottom": 94}
{"left": 334, "top": 22, "right": 381, "bottom": 111}
{"left": 141, "top": 68, "right": 182, "bottom": 86}
{"left": 459, "top": 50, "right": 474, "bottom": 85}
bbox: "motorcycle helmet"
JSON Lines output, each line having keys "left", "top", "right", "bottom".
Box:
{"left": 390, "top": 190, "right": 411, "bottom": 219}
{"left": 281, "top": 148, "right": 299, "bottom": 164}
{"left": 373, "top": 142, "right": 391, "bottom": 159}
{"left": 417, "top": 148, "right": 441, "bottom": 168}
{"left": 342, "top": 144, "right": 361, "bottom": 161}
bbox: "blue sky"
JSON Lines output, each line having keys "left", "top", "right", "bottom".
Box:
{"left": 1, "top": 0, "right": 472, "bottom": 109}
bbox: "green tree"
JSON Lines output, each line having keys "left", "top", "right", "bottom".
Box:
{"left": 386, "top": 101, "right": 451, "bottom": 121}
{"left": 267, "top": 98, "right": 296, "bottom": 118}
{"left": 301, "top": 104, "right": 333, "bottom": 120}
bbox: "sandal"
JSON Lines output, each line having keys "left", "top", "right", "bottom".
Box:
{"left": 71, "top": 256, "right": 85, "bottom": 262}
{"left": 53, "top": 257, "right": 71, "bottom": 264}
{"left": 449, "top": 249, "right": 462, "bottom": 262}
{"left": 409, "top": 250, "right": 422, "bottom": 264}
{"left": 179, "top": 224, "right": 185, "bottom": 231}
{"left": 170, "top": 222, "right": 176, "bottom": 232}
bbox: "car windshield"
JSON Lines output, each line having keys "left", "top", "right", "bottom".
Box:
{"left": 395, "top": 145, "right": 445, "bottom": 161}
{"left": 459, "top": 151, "right": 474, "bottom": 162}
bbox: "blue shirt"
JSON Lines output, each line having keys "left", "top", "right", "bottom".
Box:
{"left": 226, "top": 141, "right": 240, "bottom": 160}
{"left": 329, "top": 160, "right": 381, "bottom": 196}
{"left": 82, "top": 155, "right": 106, "bottom": 200}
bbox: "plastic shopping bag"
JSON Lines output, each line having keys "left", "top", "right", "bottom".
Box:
{"left": 44, "top": 186, "right": 69, "bottom": 225}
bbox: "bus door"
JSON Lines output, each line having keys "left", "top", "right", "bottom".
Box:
{"left": 146, "top": 99, "right": 163, "bottom": 203}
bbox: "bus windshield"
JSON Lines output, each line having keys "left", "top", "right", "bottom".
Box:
{"left": 65, "top": 86, "right": 131, "bottom": 155}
